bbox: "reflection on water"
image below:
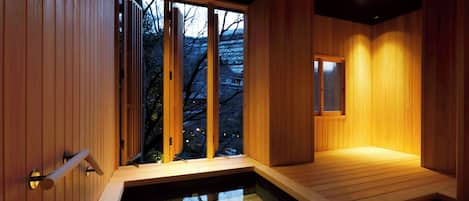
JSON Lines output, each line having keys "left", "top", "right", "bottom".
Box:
{"left": 121, "top": 172, "right": 296, "bottom": 201}
{"left": 179, "top": 189, "right": 262, "bottom": 201}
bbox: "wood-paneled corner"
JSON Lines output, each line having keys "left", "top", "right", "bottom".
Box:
{"left": 371, "top": 10, "right": 422, "bottom": 156}
{"left": 0, "top": 0, "right": 117, "bottom": 201}
{"left": 313, "top": 16, "right": 373, "bottom": 152}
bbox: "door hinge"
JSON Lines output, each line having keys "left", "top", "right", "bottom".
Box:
{"left": 169, "top": 137, "right": 173, "bottom": 146}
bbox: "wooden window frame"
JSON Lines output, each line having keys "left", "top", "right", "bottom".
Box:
{"left": 118, "top": 0, "right": 246, "bottom": 165}
{"left": 314, "top": 54, "right": 346, "bottom": 117}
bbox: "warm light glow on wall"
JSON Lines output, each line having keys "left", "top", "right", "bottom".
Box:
{"left": 371, "top": 14, "right": 422, "bottom": 156}
{"left": 313, "top": 12, "right": 421, "bottom": 155}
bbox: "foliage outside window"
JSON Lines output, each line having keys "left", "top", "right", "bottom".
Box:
{"left": 314, "top": 55, "right": 345, "bottom": 116}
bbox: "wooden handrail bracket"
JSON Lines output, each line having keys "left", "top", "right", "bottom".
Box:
{"left": 28, "top": 149, "right": 104, "bottom": 190}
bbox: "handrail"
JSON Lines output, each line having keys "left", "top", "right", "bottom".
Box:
{"left": 28, "top": 149, "right": 104, "bottom": 190}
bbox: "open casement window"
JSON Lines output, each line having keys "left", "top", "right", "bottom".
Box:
{"left": 163, "top": 4, "right": 186, "bottom": 162}
{"left": 121, "top": 0, "right": 144, "bottom": 165}
{"left": 120, "top": 0, "right": 244, "bottom": 165}
{"left": 314, "top": 55, "right": 346, "bottom": 116}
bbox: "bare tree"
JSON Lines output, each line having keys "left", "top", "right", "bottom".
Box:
{"left": 141, "top": 1, "right": 244, "bottom": 162}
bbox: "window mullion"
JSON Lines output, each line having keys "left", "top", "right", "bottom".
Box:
{"left": 319, "top": 59, "right": 325, "bottom": 115}
{"left": 207, "top": 5, "right": 219, "bottom": 159}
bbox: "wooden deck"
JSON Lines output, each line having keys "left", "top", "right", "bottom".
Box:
{"left": 100, "top": 147, "right": 456, "bottom": 201}
{"left": 274, "top": 147, "right": 456, "bottom": 201}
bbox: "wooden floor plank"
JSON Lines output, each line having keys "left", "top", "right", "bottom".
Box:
{"left": 319, "top": 170, "right": 437, "bottom": 197}
{"left": 275, "top": 148, "right": 455, "bottom": 201}
{"left": 357, "top": 180, "right": 456, "bottom": 201}
{"left": 292, "top": 158, "right": 420, "bottom": 184}
{"left": 101, "top": 147, "right": 456, "bottom": 201}
{"left": 313, "top": 164, "right": 429, "bottom": 192}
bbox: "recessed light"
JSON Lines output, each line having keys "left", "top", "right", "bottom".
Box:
{"left": 374, "top": 16, "right": 380, "bottom": 20}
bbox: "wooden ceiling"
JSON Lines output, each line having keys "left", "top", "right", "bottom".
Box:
{"left": 224, "top": 0, "right": 422, "bottom": 25}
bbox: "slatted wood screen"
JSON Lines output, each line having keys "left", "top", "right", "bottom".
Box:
{"left": 122, "top": 0, "right": 143, "bottom": 164}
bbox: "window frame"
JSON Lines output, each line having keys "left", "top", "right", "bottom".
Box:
{"left": 314, "top": 54, "right": 346, "bottom": 117}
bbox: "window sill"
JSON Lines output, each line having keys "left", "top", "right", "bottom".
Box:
{"left": 314, "top": 115, "right": 346, "bottom": 120}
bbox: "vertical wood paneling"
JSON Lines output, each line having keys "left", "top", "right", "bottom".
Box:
{"left": 78, "top": 0, "right": 88, "bottom": 201}
{"left": 245, "top": 0, "right": 271, "bottom": 165}
{"left": 269, "top": 0, "right": 314, "bottom": 166}
{"left": 457, "top": 0, "right": 467, "bottom": 199}
{"left": 26, "top": 0, "right": 44, "bottom": 201}
{"left": 422, "top": 0, "right": 458, "bottom": 175}
{"left": 55, "top": 0, "right": 65, "bottom": 199}
{"left": 371, "top": 11, "right": 422, "bottom": 155}
{"left": 1, "top": 0, "right": 116, "bottom": 200}
{"left": 84, "top": 0, "right": 90, "bottom": 198}
{"left": 4, "top": 1, "right": 27, "bottom": 200}
{"left": 71, "top": 1, "right": 81, "bottom": 200}
{"left": 64, "top": 0, "right": 73, "bottom": 200}
{"left": 312, "top": 16, "right": 372, "bottom": 152}
{"left": 246, "top": 0, "right": 314, "bottom": 166}
{"left": 0, "top": 0, "right": 4, "bottom": 200}
{"left": 43, "top": 0, "right": 56, "bottom": 200}
{"left": 122, "top": 0, "right": 143, "bottom": 164}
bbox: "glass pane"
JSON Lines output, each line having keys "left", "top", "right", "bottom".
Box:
{"left": 215, "top": 9, "right": 244, "bottom": 157}
{"left": 323, "top": 61, "right": 344, "bottom": 111}
{"left": 314, "top": 61, "right": 319, "bottom": 113}
{"left": 142, "top": 0, "right": 165, "bottom": 163}
{"left": 175, "top": 3, "right": 208, "bottom": 160}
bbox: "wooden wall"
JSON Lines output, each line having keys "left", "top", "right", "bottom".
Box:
{"left": 313, "top": 12, "right": 422, "bottom": 156}
{"left": 422, "top": 0, "right": 458, "bottom": 175}
{"left": 312, "top": 15, "right": 372, "bottom": 151}
{"left": 246, "top": 0, "right": 314, "bottom": 166}
{"left": 371, "top": 11, "right": 422, "bottom": 155}
{"left": 245, "top": 0, "right": 271, "bottom": 165}
{"left": 0, "top": 0, "right": 117, "bottom": 200}
{"left": 457, "top": 0, "right": 468, "bottom": 199}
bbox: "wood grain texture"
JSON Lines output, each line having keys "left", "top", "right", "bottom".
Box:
{"left": 313, "top": 16, "right": 372, "bottom": 151}
{"left": 121, "top": 0, "right": 143, "bottom": 164}
{"left": 26, "top": 0, "right": 44, "bottom": 200}
{"left": 101, "top": 157, "right": 327, "bottom": 201}
{"left": 1, "top": 0, "right": 117, "bottom": 200}
{"left": 457, "top": 0, "right": 467, "bottom": 199}
{"left": 55, "top": 0, "right": 66, "bottom": 199}
{"left": 0, "top": 0, "right": 4, "bottom": 200}
{"left": 245, "top": 0, "right": 271, "bottom": 165}
{"left": 246, "top": 0, "right": 314, "bottom": 166}
{"left": 268, "top": 0, "right": 314, "bottom": 166}
{"left": 371, "top": 11, "right": 422, "bottom": 155}
{"left": 422, "top": 0, "right": 458, "bottom": 175}
{"left": 101, "top": 148, "right": 456, "bottom": 201}
{"left": 64, "top": 0, "right": 73, "bottom": 200}
{"left": 274, "top": 147, "right": 456, "bottom": 201}
{"left": 4, "top": 1, "right": 27, "bottom": 200}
